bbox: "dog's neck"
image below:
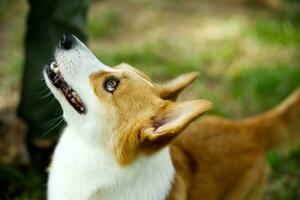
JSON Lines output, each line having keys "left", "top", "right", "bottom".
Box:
{"left": 48, "top": 126, "right": 175, "bottom": 200}
{"left": 91, "top": 147, "right": 175, "bottom": 200}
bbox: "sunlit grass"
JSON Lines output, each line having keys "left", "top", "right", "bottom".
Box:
{"left": 228, "top": 63, "right": 300, "bottom": 114}
{"left": 96, "top": 39, "right": 203, "bottom": 79}
{"left": 0, "top": 55, "right": 23, "bottom": 95}
{"left": 253, "top": 19, "right": 300, "bottom": 45}
{"left": 87, "top": 9, "right": 122, "bottom": 38}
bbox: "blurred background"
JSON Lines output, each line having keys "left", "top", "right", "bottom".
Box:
{"left": 0, "top": 0, "right": 300, "bottom": 199}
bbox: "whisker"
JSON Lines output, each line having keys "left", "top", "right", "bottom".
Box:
{"left": 35, "top": 72, "right": 47, "bottom": 82}
{"left": 38, "top": 87, "right": 51, "bottom": 96}
{"left": 36, "top": 77, "right": 46, "bottom": 81}
{"left": 41, "top": 117, "right": 64, "bottom": 137}
{"left": 46, "top": 115, "right": 64, "bottom": 126}
{"left": 49, "top": 97, "right": 57, "bottom": 103}
{"left": 39, "top": 88, "right": 50, "bottom": 94}
{"left": 40, "top": 92, "right": 53, "bottom": 99}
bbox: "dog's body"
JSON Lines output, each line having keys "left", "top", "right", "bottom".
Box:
{"left": 45, "top": 34, "right": 300, "bottom": 200}
{"left": 168, "top": 87, "right": 300, "bottom": 200}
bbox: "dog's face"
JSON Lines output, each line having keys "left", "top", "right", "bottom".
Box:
{"left": 44, "top": 34, "right": 212, "bottom": 165}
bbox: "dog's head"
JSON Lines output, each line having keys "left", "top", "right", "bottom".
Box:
{"left": 44, "top": 34, "right": 212, "bottom": 165}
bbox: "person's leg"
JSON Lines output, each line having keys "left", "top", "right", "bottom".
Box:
{"left": 18, "top": 0, "right": 89, "bottom": 165}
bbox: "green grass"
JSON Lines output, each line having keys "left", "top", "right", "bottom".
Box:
{"left": 228, "top": 63, "right": 300, "bottom": 114}
{"left": 251, "top": 2, "right": 300, "bottom": 46}
{"left": 0, "top": 0, "right": 17, "bottom": 18}
{"left": 0, "top": 164, "right": 44, "bottom": 200}
{"left": 94, "top": 37, "right": 300, "bottom": 116}
{"left": 96, "top": 39, "right": 204, "bottom": 79}
{"left": 0, "top": 55, "right": 23, "bottom": 94}
{"left": 253, "top": 19, "right": 300, "bottom": 45}
{"left": 87, "top": 9, "right": 123, "bottom": 38}
{"left": 200, "top": 41, "right": 241, "bottom": 67}
{"left": 266, "top": 147, "right": 300, "bottom": 200}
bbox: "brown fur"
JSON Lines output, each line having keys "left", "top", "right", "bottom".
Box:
{"left": 168, "top": 88, "right": 300, "bottom": 200}
{"left": 157, "top": 72, "right": 200, "bottom": 100}
{"left": 90, "top": 69, "right": 162, "bottom": 165}
{"left": 89, "top": 65, "right": 211, "bottom": 165}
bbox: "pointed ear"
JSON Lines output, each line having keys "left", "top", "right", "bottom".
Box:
{"left": 139, "top": 99, "right": 212, "bottom": 152}
{"left": 157, "top": 72, "right": 200, "bottom": 101}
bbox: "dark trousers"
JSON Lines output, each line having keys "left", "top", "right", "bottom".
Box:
{"left": 18, "top": 0, "right": 89, "bottom": 143}
{"left": 18, "top": 0, "right": 89, "bottom": 166}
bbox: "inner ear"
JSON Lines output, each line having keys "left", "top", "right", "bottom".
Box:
{"left": 157, "top": 72, "right": 200, "bottom": 101}
{"left": 139, "top": 99, "right": 212, "bottom": 152}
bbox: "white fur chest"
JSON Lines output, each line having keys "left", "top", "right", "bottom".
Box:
{"left": 47, "top": 127, "right": 175, "bottom": 200}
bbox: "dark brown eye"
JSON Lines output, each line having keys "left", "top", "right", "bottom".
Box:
{"left": 103, "top": 76, "right": 119, "bottom": 93}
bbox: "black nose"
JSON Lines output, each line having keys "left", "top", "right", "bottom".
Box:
{"left": 59, "top": 34, "right": 74, "bottom": 50}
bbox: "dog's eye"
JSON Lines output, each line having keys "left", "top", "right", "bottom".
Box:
{"left": 103, "top": 77, "right": 119, "bottom": 93}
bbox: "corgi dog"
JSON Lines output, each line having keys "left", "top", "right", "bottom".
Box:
{"left": 44, "top": 34, "right": 212, "bottom": 200}
{"left": 44, "top": 34, "right": 300, "bottom": 200}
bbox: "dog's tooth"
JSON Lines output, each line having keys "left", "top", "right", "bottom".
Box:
{"left": 76, "top": 96, "right": 81, "bottom": 103}
{"left": 72, "top": 92, "right": 76, "bottom": 97}
{"left": 53, "top": 67, "right": 59, "bottom": 73}
{"left": 50, "top": 63, "right": 55, "bottom": 70}
{"left": 71, "top": 98, "right": 76, "bottom": 103}
{"left": 80, "top": 107, "right": 84, "bottom": 111}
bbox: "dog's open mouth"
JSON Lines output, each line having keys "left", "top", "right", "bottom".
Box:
{"left": 45, "top": 62, "right": 86, "bottom": 114}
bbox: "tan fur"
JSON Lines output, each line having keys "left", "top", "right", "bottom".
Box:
{"left": 167, "top": 88, "right": 300, "bottom": 200}
{"left": 90, "top": 69, "right": 162, "bottom": 165}
{"left": 157, "top": 72, "right": 200, "bottom": 100}
{"left": 89, "top": 65, "right": 211, "bottom": 166}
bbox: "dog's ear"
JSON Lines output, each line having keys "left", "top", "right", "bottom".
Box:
{"left": 140, "top": 99, "right": 212, "bottom": 152}
{"left": 156, "top": 72, "right": 200, "bottom": 101}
